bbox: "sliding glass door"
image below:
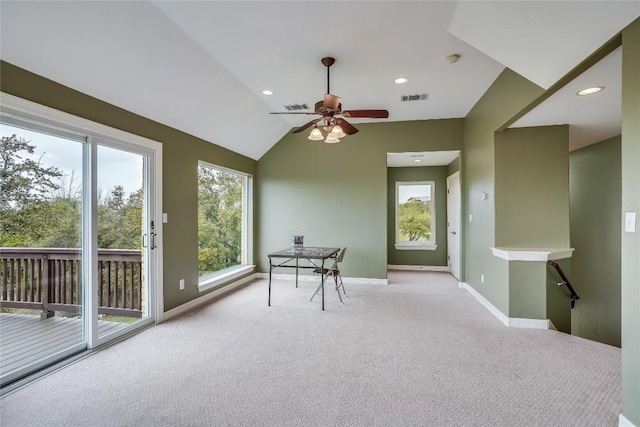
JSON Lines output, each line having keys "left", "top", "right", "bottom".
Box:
{"left": 0, "top": 95, "right": 161, "bottom": 386}
{"left": 0, "top": 122, "right": 87, "bottom": 385}
{"left": 95, "top": 144, "right": 153, "bottom": 341}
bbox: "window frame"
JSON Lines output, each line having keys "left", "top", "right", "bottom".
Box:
{"left": 197, "top": 161, "right": 254, "bottom": 291}
{"left": 394, "top": 180, "right": 437, "bottom": 251}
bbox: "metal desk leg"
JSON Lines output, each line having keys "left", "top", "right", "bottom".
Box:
{"left": 268, "top": 258, "right": 272, "bottom": 306}
{"left": 321, "top": 258, "right": 325, "bottom": 311}
{"left": 295, "top": 258, "right": 299, "bottom": 288}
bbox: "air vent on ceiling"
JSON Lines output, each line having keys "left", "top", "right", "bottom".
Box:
{"left": 401, "top": 93, "right": 429, "bottom": 102}
{"left": 284, "top": 103, "right": 309, "bottom": 111}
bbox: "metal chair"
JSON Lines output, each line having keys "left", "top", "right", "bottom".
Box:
{"left": 311, "top": 247, "right": 347, "bottom": 303}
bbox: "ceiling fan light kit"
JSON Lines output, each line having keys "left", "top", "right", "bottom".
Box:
{"left": 271, "top": 57, "right": 389, "bottom": 144}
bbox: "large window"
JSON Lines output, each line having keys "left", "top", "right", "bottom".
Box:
{"left": 197, "top": 161, "right": 253, "bottom": 289}
{"left": 395, "top": 181, "right": 436, "bottom": 250}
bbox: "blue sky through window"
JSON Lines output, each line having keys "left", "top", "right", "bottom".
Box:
{"left": 2, "top": 123, "right": 142, "bottom": 197}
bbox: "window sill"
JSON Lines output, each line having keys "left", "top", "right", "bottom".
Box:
{"left": 198, "top": 265, "right": 255, "bottom": 292}
{"left": 394, "top": 243, "right": 437, "bottom": 251}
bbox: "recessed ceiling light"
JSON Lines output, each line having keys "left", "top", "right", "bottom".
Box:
{"left": 262, "top": 90, "right": 274, "bottom": 96}
{"left": 577, "top": 86, "right": 604, "bottom": 96}
{"left": 394, "top": 77, "right": 408, "bottom": 84}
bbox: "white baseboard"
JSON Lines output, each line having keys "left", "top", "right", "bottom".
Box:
{"left": 162, "top": 273, "right": 257, "bottom": 322}
{"left": 388, "top": 265, "right": 449, "bottom": 272}
{"left": 508, "top": 317, "right": 551, "bottom": 329}
{"left": 256, "top": 272, "right": 388, "bottom": 285}
{"left": 620, "top": 414, "right": 637, "bottom": 427}
{"left": 459, "top": 282, "right": 551, "bottom": 329}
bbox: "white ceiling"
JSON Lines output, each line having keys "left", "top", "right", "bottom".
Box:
{"left": 510, "top": 47, "right": 622, "bottom": 151}
{"left": 1, "top": 1, "right": 638, "bottom": 160}
{"left": 387, "top": 151, "right": 461, "bottom": 168}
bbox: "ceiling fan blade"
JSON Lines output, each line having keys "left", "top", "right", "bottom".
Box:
{"left": 292, "top": 118, "right": 321, "bottom": 134}
{"left": 323, "top": 94, "right": 341, "bottom": 111}
{"left": 342, "top": 109, "right": 389, "bottom": 119}
{"left": 336, "top": 118, "right": 359, "bottom": 135}
{"left": 270, "top": 112, "right": 318, "bottom": 115}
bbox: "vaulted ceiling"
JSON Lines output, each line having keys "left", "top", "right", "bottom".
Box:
{"left": 1, "top": 1, "right": 638, "bottom": 160}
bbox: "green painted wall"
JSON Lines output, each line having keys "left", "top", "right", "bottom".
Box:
{"left": 569, "top": 136, "right": 621, "bottom": 347}
{"left": 386, "top": 166, "right": 448, "bottom": 267}
{"left": 447, "top": 156, "right": 460, "bottom": 175}
{"left": 462, "top": 69, "right": 544, "bottom": 315}
{"left": 508, "top": 261, "right": 546, "bottom": 319}
{"left": 256, "top": 119, "right": 463, "bottom": 279}
{"left": 0, "top": 61, "right": 257, "bottom": 312}
{"left": 495, "top": 125, "right": 570, "bottom": 248}
{"left": 494, "top": 126, "right": 571, "bottom": 327}
{"left": 504, "top": 258, "right": 570, "bottom": 334}
{"left": 621, "top": 18, "right": 640, "bottom": 426}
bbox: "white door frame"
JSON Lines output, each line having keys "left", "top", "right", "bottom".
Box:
{"left": 447, "top": 171, "right": 461, "bottom": 280}
{"left": 1, "top": 93, "right": 164, "bottom": 350}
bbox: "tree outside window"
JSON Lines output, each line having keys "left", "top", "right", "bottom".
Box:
{"left": 1, "top": 132, "right": 142, "bottom": 250}
{"left": 197, "top": 163, "right": 248, "bottom": 281}
{"left": 395, "top": 181, "right": 435, "bottom": 247}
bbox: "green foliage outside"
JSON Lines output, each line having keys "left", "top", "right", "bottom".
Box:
{"left": 0, "top": 134, "right": 142, "bottom": 249}
{"left": 198, "top": 165, "right": 243, "bottom": 278}
{"left": 1, "top": 134, "right": 244, "bottom": 288}
{"left": 398, "top": 200, "right": 431, "bottom": 242}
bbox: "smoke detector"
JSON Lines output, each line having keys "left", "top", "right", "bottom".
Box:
{"left": 446, "top": 54, "right": 460, "bottom": 64}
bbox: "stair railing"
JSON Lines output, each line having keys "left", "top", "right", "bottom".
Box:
{"left": 547, "top": 260, "right": 580, "bottom": 309}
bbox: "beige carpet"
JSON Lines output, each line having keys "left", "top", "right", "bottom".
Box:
{"left": 0, "top": 271, "right": 621, "bottom": 426}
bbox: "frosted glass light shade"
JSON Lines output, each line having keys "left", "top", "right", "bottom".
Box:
{"left": 308, "top": 128, "right": 324, "bottom": 141}
{"left": 329, "top": 125, "right": 346, "bottom": 138}
{"left": 324, "top": 135, "right": 340, "bottom": 144}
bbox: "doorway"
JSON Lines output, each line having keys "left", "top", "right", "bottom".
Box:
{"left": 0, "top": 94, "right": 162, "bottom": 387}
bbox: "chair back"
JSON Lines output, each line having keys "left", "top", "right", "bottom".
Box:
{"left": 336, "top": 247, "right": 347, "bottom": 263}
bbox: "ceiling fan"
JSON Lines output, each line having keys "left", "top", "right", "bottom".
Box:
{"left": 270, "top": 57, "right": 389, "bottom": 143}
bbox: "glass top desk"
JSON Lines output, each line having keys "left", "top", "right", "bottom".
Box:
{"left": 267, "top": 246, "right": 340, "bottom": 311}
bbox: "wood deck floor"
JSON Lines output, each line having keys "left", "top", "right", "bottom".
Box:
{"left": 0, "top": 313, "right": 126, "bottom": 377}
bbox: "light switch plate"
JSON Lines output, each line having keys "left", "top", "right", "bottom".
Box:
{"left": 624, "top": 212, "right": 636, "bottom": 233}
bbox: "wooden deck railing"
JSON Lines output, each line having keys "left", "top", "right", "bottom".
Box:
{"left": 0, "top": 248, "right": 143, "bottom": 318}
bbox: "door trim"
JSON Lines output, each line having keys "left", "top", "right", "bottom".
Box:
{"left": 1, "top": 92, "right": 164, "bottom": 337}
{"left": 446, "top": 171, "right": 461, "bottom": 280}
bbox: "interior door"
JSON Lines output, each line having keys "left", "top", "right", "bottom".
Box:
{"left": 447, "top": 171, "right": 461, "bottom": 280}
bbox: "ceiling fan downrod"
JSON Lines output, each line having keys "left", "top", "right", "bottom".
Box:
{"left": 321, "top": 57, "right": 335, "bottom": 94}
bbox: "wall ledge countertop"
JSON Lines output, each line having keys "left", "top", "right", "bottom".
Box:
{"left": 490, "top": 247, "right": 574, "bottom": 261}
